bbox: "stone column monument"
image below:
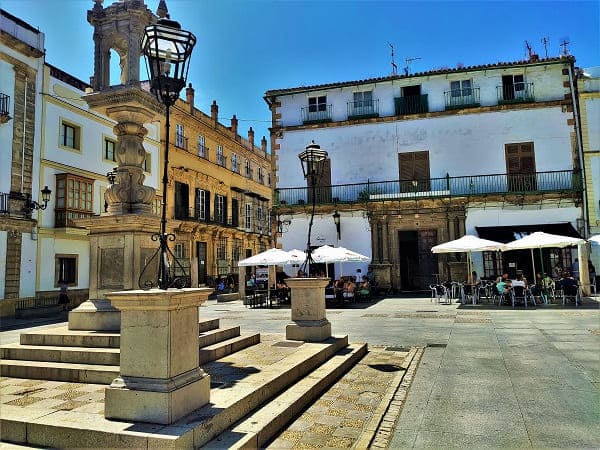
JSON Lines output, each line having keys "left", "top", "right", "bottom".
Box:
{"left": 286, "top": 278, "right": 331, "bottom": 342}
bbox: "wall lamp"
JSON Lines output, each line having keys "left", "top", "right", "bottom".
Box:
{"left": 23, "top": 186, "right": 52, "bottom": 216}
{"left": 332, "top": 210, "right": 341, "bottom": 240}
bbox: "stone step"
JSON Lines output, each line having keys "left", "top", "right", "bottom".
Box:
{"left": 199, "top": 333, "right": 261, "bottom": 365}
{"left": 0, "top": 343, "right": 120, "bottom": 366}
{"left": 199, "top": 326, "right": 240, "bottom": 348}
{"left": 199, "top": 317, "right": 220, "bottom": 333}
{"left": 0, "top": 360, "right": 118, "bottom": 384}
{"left": 0, "top": 336, "right": 351, "bottom": 448}
{"left": 206, "top": 342, "right": 369, "bottom": 449}
{"left": 19, "top": 327, "right": 120, "bottom": 348}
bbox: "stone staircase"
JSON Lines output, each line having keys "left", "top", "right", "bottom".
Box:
{"left": 0, "top": 328, "right": 371, "bottom": 449}
{"left": 0, "top": 318, "right": 259, "bottom": 383}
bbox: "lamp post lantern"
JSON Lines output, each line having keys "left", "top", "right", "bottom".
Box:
{"left": 22, "top": 186, "right": 52, "bottom": 217}
{"left": 332, "top": 210, "right": 341, "bottom": 240}
{"left": 298, "top": 141, "right": 328, "bottom": 275}
{"left": 141, "top": 13, "right": 196, "bottom": 289}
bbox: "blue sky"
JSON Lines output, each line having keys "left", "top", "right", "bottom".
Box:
{"left": 3, "top": 0, "right": 599, "bottom": 150}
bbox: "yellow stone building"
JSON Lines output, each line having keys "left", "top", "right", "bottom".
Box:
{"left": 162, "top": 85, "right": 274, "bottom": 288}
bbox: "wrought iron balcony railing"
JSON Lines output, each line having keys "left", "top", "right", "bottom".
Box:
{"left": 347, "top": 99, "right": 379, "bottom": 119}
{"left": 0, "top": 93, "right": 10, "bottom": 116}
{"left": 217, "top": 154, "right": 227, "bottom": 168}
{"left": 0, "top": 192, "right": 8, "bottom": 214}
{"left": 197, "top": 144, "right": 209, "bottom": 159}
{"left": 395, "top": 94, "right": 429, "bottom": 115}
{"left": 274, "top": 170, "right": 582, "bottom": 207}
{"left": 302, "top": 105, "right": 332, "bottom": 124}
{"left": 444, "top": 87, "right": 480, "bottom": 110}
{"left": 497, "top": 82, "right": 534, "bottom": 104}
{"left": 175, "top": 135, "right": 188, "bottom": 150}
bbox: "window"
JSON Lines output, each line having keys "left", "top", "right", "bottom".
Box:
{"left": 505, "top": 142, "right": 536, "bottom": 191}
{"left": 232, "top": 238, "right": 242, "bottom": 270}
{"left": 258, "top": 167, "right": 264, "bottom": 184}
{"left": 450, "top": 80, "right": 472, "bottom": 97}
{"left": 174, "top": 182, "right": 189, "bottom": 220}
{"left": 195, "top": 188, "right": 210, "bottom": 220}
{"left": 175, "top": 124, "right": 185, "bottom": 148}
{"left": 143, "top": 152, "right": 151, "bottom": 173}
{"left": 257, "top": 206, "right": 263, "bottom": 233}
{"left": 55, "top": 254, "right": 78, "bottom": 286}
{"left": 152, "top": 197, "right": 161, "bottom": 216}
{"left": 215, "top": 194, "right": 227, "bottom": 224}
{"left": 306, "top": 158, "right": 332, "bottom": 204}
{"left": 104, "top": 138, "right": 116, "bottom": 162}
{"left": 308, "top": 95, "right": 327, "bottom": 112}
{"left": 217, "top": 145, "right": 225, "bottom": 166}
{"left": 217, "top": 237, "right": 227, "bottom": 260}
{"left": 398, "top": 151, "right": 431, "bottom": 192}
{"left": 231, "top": 198, "right": 239, "bottom": 227}
{"left": 353, "top": 91, "right": 373, "bottom": 107}
{"left": 197, "top": 135, "right": 206, "bottom": 158}
{"left": 483, "top": 251, "right": 503, "bottom": 279}
{"left": 501, "top": 74, "right": 528, "bottom": 101}
{"left": 245, "top": 203, "right": 252, "bottom": 230}
{"left": 231, "top": 153, "right": 239, "bottom": 173}
{"left": 56, "top": 174, "right": 93, "bottom": 212}
{"left": 174, "top": 243, "right": 186, "bottom": 259}
{"left": 59, "top": 120, "right": 81, "bottom": 150}
{"left": 245, "top": 160, "right": 252, "bottom": 179}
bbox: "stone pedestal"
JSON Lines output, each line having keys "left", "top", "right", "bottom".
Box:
{"left": 370, "top": 263, "right": 392, "bottom": 291}
{"left": 104, "top": 288, "right": 211, "bottom": 424}
{"left": 69, "top": 215, "right": 163, "bottom": 331}
{"left": 286, "top": 278, "right": 331, "bottom": 342}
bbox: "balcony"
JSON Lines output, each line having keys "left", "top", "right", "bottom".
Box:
{"left": 395, "top": 94, "right": 429, "bottom": 115}
{"left": 55, "top": 209, "right": 95, "bottom": 227}
{"left": 0, "top": 192, "right": 8, "bottom": 214}
{"left": 245, "top": 167, "right": 253, "bottom": 180}
{"left": 198, "top": 144, "right": 209, "bottom": 160}
{"left": 217, "top": 155, "right": 227, "bottom": 168}
{"left": 347, "top": 99, "right": 379, "bottom": 120}
{"left": 0, "top": 93, "right": 10, "bottom": 124}
{"left": 274, "top": 170, "right": 582, "bottom": 206}
{"left": 301, "top": 105, "right": 332, "bottom": 124}
{"left": 497, "top": 82, "right": 534, "bottom": 104}
{"left": 176, "top": 207, "right": 236, "bottom": 227}
{"left": 444, "top": 87, "right": 480, "bottom": 110}
{"left": 175, "top": 135, "right": 188, "bottom": 150}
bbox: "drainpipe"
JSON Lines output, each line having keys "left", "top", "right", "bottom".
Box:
{"left": 567, "top": 62, "right": 588, "bottom": 237}
{"left": 567, "top": 61, "right": 591, "bottom": 296}
{"left": 21, "top": 76, "right": 28, "bottom": 193}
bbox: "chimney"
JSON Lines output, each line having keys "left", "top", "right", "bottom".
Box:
{"left": 248, "top": 127, "right": 255, "bottom": 146}
{"left": 185, "top": 83, "right": 194, "bottom": 114}
{"left": 231, "top": 115, "right": 238, "bottom": 135}
{"left": 211, "top": 100, "right": 218, "bottom": 123}
{"left": 261, "top": 136, "right": 267, "bottom": 153}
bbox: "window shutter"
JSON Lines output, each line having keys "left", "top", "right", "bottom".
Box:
{"left": 231, "top": 198, "right": 238, "bottom": 227}
{"left": 414, "top": 152, "right": 430, "bottom": 180}
{"left": 223, "top": 197, "right": 228, "bottom": 224}
{"left": 205, "top": 192, "right": 211, "bottom": 222}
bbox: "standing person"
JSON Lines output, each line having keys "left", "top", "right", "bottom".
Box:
{"left": 355, "top": 268, "right": 363, "bottom": 283}
{"left": 365, "top": 267, "right": 375, "bottom": 284}
{"left": 58, "top": 279, "right": 69, "bottom": 311}
{"left": 571, "top": 258, "right": 580, "bottom": 280}
{"left": 588, "top": 260, "right": 596, "bottom": 286}
{"left": 553, "top": 262, "right": 563, "bottom": 279}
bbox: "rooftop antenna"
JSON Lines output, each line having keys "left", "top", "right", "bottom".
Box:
{"left": 560, "top": 38, "right": 570, "bottom": 56}
{"left": 404, "top": 57, "right": 421, "bottom": 76}
{"left": 525, "top": 40, "right": 533, "bottom": 59}
{"left": 388, "top": 42, "right": 398, "bottom": 76}
{"left": 541, "top": 36, "right": 549, "bottom": 58}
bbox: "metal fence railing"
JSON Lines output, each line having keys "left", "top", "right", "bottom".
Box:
{"left": 275, "top": 169, "right": 582, "bottom": 207}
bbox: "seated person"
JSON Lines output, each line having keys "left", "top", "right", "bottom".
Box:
{"left": 511, "top": 273, "right": 526, "bottom": 288}
{"left": 343, "top": 278, "right": 356, "bottom": 300}
{"left": 496, "top": 276, "right": 512, "bottom": 296}
{"left": 466, "top": 271, "right": 481, "bottom": 287}
{"left": 359, "top": 279, "right": 370, "bottom": 297}
{"left": 559, "top": 271, "right": 578, "bottom": 294}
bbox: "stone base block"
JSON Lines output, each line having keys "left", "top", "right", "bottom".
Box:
{"left": 105, "top": 368, "right": 210, "bottom": 424}
{"left": 68, "top": 299, "right": 120, "bottom": 331}
{"left": 286, "top": 319, "right": 332, "bottom": 342}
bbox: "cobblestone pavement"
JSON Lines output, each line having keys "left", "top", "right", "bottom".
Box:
{"left": 267, "top": 346, "right": 423, "bottom": 449}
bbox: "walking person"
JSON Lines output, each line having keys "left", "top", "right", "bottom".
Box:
{"left": 58, "top": 279, "right": 69, "bottom": 311}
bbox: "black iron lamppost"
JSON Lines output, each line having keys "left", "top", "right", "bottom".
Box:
{"left": 23, "top": 186, "right": 52, "bottom": 217}
{"left": 141, "top": 13, "right": 196, "bottom": 289}
{"left": 298, "top": 141, "right": 328, "bottom": 275}
{"left": 332, "top": 210, "right": 341, "bottom": 240}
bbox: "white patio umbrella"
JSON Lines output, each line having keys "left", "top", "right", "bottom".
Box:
{"left": 312, "top": 245, "right": 370, "bottom": 277}
{"left": 589, "top": 235, "right": 600, "bottom": 245}
{"left": 431, "top": 235, "right": 506, "bottom": 282}
{"left": 503, "top": 231, "right": 585, "bottom": 279}
{"left": 237, "top": 248, "right": 296, "bottom": 267}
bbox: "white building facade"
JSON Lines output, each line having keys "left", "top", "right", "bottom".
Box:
{"left": 266, "top": 57, "right": 585, "bottom": 291}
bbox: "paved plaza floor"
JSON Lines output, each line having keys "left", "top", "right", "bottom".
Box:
{"left": 1, "top": 295, "right": 599, "bottom": 448}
